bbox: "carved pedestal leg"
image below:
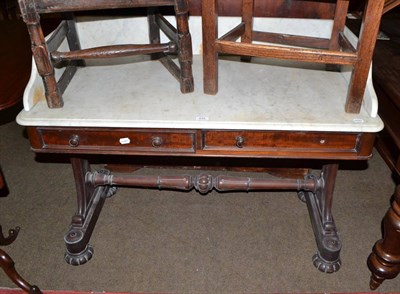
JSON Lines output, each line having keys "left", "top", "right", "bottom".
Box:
{"left": 368, "top": 185, "right": 400, "bottom": 290}
{"left": 64, "top": 158, "right": 116, "bottom": 265}
{"left": 300, "top": 164, "right": 342, "bottom": 273}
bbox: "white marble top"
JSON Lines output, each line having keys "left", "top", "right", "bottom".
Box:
{"left": 17, "top": 56, "right": 383, "bottom": 132}
{"left": 16, "top": 16, "right": 383, "bottom": 133}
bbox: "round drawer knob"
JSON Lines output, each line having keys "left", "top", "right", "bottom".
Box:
{"left": 235, "top": 136, "right": 245, "bottom": 148}
{"left": 69, "top": 134, "right": 80, "bottom": 147}
{"left": 151, "top": 136, "right": 163, "bottom": 148}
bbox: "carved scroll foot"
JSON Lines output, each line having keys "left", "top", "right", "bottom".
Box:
{"left": 64, "top": 183, "right": 108, "bottom": 265}
{"left": 64, "top": 244, "right": 94, "bottom": 266}
{"left": 367, "top": 185, "right": 400, "bottom": 290}
{"left": 304, "top": 188, "right": 342, "bottom": 273}
{"left": 301, "top": 164, "right": 342, "bottom": 273}
{"left": 0, "top": 248, "right": 42, "bottom": 293}
{"left": 0, "top": 225, "right": 20, "bottom": 246}
{"left": 64, "top": 159, "right": 113, "bottom": 265}
{"left": 313, "top": 245, "right": 342, "bottom": 273}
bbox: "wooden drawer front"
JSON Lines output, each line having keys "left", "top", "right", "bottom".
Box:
{"left": 203, "top": 131, "right": 360, "bottom": 153}
{"left": 37, "top": 128, "right": 195, "bottom": 153}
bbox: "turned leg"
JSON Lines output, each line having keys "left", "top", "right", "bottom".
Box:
{"left": 299, "top": 164, "right": 342, "bottom": 273}
{"left": 18, "top": 0, "right": 63, "bottom": 108}
{"left": 174, "top": 0, "right": 194, "bottom": 93}
{"left": 64, "top": 158, "right": 116, "bottom": 265}
{"left": 0, "top": 249, "right": 42, "bottom": 294}
{"left": 368, "top": 185, "right": 400, "bottom": 290}
{"left": 202, "top": 0, "right": 219, "bottom": 94}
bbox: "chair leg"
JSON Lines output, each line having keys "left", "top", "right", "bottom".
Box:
{"left": 326, "top": 0, "right": 349, "bottom": 71}
{"left": 18, "top": 0, "right": 63, "bottom": 108}
{"left": 148, "top": 8, "right": 161, "bottom": 52}
{"left": 345, "top": 0, "right": 384, "bottom": 113}
{"left": 175, "top": 0, "right": 194, "bottom": 93}
{"left": 240, "top": 0, "right": 254, "bottom": 62}
{"left": 329, "top": 0, "right": 349, "bottom": 51}
{"left": 202, "top": 0, "right": 219, "bottom": 94}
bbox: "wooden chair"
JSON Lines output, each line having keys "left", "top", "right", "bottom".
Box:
{"left": 202, "top": 0, "right": 385, "bottom": 114}
{"left": 383, "top": 0, "right": 400, "bottom": 14}
{"left": 18, "top": 0, "right": 194, "bottom": 109}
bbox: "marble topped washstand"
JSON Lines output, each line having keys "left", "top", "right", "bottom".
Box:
{"left": 16, "top": 16, "right": 383, "bottom": 273}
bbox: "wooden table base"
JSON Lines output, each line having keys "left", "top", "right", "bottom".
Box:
{"left": 63, "top": 157, "right": 342, "bottom": 273}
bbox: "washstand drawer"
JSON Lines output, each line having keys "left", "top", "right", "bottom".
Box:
{"left": 31, "top": 128, "right": 196, "bottom": 153}
{"left": 202, "top": 131, "right": 361, "bottom": 152}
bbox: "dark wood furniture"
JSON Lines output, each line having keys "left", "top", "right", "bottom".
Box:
{"left": 368, "top": 185, "right": 400, "bottom": 290}
{"left": 201, "top": 0, "right": 384, "bottom": 114}
{"left": 18, "top": 0, "right": 194, "bottom": 109}
{"left": 15, "top": 0, "right": 382, "bottom": 282}
{"left": 17, "top": 45, "right": 382, "bottom": 271}
{"left": 26, "top": 127, "right": 376, "bottom": 270}
{"left": 366, "top": 7, "right": 400, "bottom": 290}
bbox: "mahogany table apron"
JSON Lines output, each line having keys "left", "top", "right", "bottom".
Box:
{"left": 25, "top": 125, "right": 376, "bottom": 272}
